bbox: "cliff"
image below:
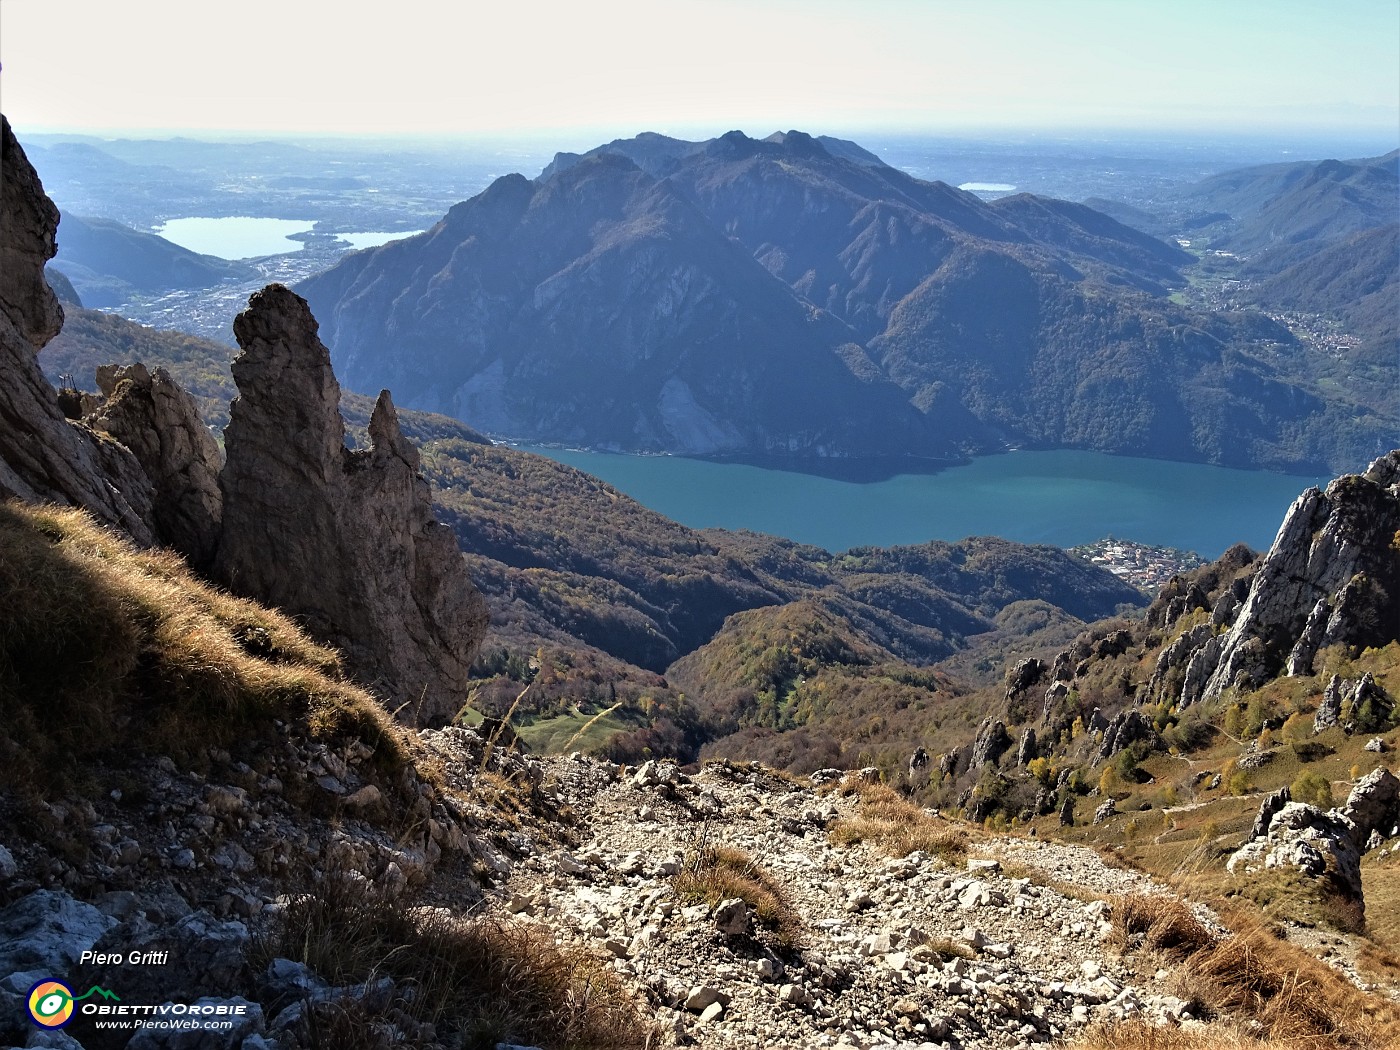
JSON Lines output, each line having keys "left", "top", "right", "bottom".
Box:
{"left": 2, "top": 117, "right": 488, "bottom": 727}
{"left": 0, "top": 116, "right": 155, "bottom": 541}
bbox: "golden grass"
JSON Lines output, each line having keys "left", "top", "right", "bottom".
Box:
{"left": 673, "top": 841, "right": 803, "bottom": 951}
{"left": 1106, "top": 888, "right": 1400, "bottom": 1049}
{"left": 0, "top": 501, "right": 408, "bottom": 788}
{"left": 828, "top": 783, "right": 969, "bottom": 861}
{"left": 268, "top": 872, "right": 655, "bottom": 1050}
{"left": 1071, "top": 1020, "right": 1355, "bottom": 1050}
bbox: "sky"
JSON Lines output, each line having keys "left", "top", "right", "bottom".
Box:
{"left": 0, "top": 0, "right": 1397, "bottom": 140}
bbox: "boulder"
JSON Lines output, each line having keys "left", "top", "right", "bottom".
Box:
{"left": 712, "top": 898, "right": 751, "bottom": 936}
{"left": 0, "top": 890, "right": 118, "bottom": 976}
{"left": 75, "top": 910, "right": 250, "bottom": 1009}
{"left": 213, "top": 285, "right": 489, "bottom": 724}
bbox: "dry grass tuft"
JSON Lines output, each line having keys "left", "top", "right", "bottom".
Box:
{"left": 268, "top": 872, "right": 656, "bottom": 1050}
{"left": 1184, "top": 921, "right": 1386, "bottom": 1044}
{"left": 1111, "top": 893, "right": 1216, "bottom": 956}
{"left": 673, "top": 840, "right": 803, "bottom": 951}
{"left": 1071, "top": 1019, "right": 1348, "bottom": 1050}
{"left": 0, "top": 501, "right": 409, "bottom": 789}
{"left": 828, "top": 783, "right": 969, "bottom": 861}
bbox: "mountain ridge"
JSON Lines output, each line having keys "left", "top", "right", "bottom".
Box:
{"left": 300, "top": 128, "right": 1386, "bottom": 473}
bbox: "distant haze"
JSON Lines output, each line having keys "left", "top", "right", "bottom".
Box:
{"left": 1, "top": 0, "right": 1397, "bottom": 140}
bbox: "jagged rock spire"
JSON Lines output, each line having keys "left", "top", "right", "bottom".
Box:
{"left": 215, "top": 284, "right": 488, "bottom": 725}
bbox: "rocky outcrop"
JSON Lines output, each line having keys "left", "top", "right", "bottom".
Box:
{"left": 1315, "top": 675, "right": 1346, "bottom": 733}
{"left": 1097, "top": 710, "right": 1154, "bottom": 761}
{"left": 1250, "top": 787, "right": 1291, "bottom": 840}
{"left": 1230, "top": 767, "right": 1400, "bottom": 905}
{"left": 214, "top": 284, "right": 488, "bottom": 725}
{"left": 1227, "top": 801, "right": 1363, "bottom": 900}
{"left": 0, "top": 115, "right": 155, "bottom": 541}
{"left": 1315, "top": 673, "right": 1392, "bottom": 735}
{"left": 1005, "top": 658, "right": 1045, "bottom": 700}
{"left": 1016, "top": 728, "right": 1038, "bottom": 767}
{"left": 1339, "top": 767, "right": 1400, "bottom": 844}
{"left": 90, "top": 362, "right": 223, "bottom": 568}
{"left": 970, "top": 719, "right": 1012, "bottom": 769}
{"left": 1203, "top": 453, "right": 1400, "bottom": 701}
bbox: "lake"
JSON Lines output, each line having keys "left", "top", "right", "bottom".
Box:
{"left": 515, "top": 447, "right": 1330, "bottom": 558}
{"left": 156, "top": 216, "right": 315, "bottom": 259}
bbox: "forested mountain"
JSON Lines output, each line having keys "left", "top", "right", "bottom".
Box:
{"left": 298, "top": 130, "right": 1385, "bottom": 473}
{"left": 1246, "top": 224, "right": 1399, "bottom": 367}
{"left": 1178, "top": 149, "right": 1398, "bottom": 258}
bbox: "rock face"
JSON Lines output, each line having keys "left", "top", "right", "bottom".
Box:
{"left": 214, "top": 284, "right": 489, "bottom": 725}
{"left": 1097, "top": 710, "right": 1154, "bottom": 761}
{"left": 1339, "top": 767, "right": 1400, "bottom": 844}
{"left": 1202, "top": 452, "right": 1400, "bottom": 701}
{"left": 90, "top": 362, "right": 223, "bottom": 568}
{"left": 0, "top": 116, "right": 155, "bottom": 541}
{"left": 1140, "top": 453, "right": 1400, "bottom": 714}
{"left": 1315, "top": 675, "right": 1346, "bottom": 733}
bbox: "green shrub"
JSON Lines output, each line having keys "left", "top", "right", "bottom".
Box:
{"left": 1290, "top": 770, "right": 1334, "bottom": 809}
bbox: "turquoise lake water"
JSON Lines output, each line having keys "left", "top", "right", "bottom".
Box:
{"left": 515, "top": 447, "right": 1332, "bottom": 558}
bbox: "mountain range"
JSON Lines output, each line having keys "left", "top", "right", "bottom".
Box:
{"left": 298, "top": 130, "right": 1390, "bottom": 473}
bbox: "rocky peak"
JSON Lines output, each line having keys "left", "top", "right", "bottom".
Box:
{"left": 1202, "top": 450, "right": 1400, "bottom": 701}
{"left": 215, "top": 284, "right": 489, "bottom": 725}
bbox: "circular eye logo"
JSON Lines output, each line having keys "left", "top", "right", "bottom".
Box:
{"left": 28, "top": 980, "right": 75, "bottom": 1028}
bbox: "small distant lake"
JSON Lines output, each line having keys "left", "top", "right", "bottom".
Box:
{"left": 515, "top": 447, "right": 1330, "bottom": 559}
{"left": 156, "top": 216, "right": 314, "bottom": 259}
{"left": 338, "top": 230, "right": 424, "bottom": 250}
{"left": 959, "top": 182, "right": 1017, "bottom": 193}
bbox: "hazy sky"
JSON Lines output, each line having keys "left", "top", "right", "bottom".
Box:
{"left": 1, "top": 0, "right": 1397, "bottom": 139}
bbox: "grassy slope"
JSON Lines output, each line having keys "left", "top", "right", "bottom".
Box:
{"left": 0, "top": 501, "right": 412, "bottom": 793}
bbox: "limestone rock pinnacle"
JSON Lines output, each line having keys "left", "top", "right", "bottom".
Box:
{"left": 215, "top": 284, "right": 488, "bottom": 724}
